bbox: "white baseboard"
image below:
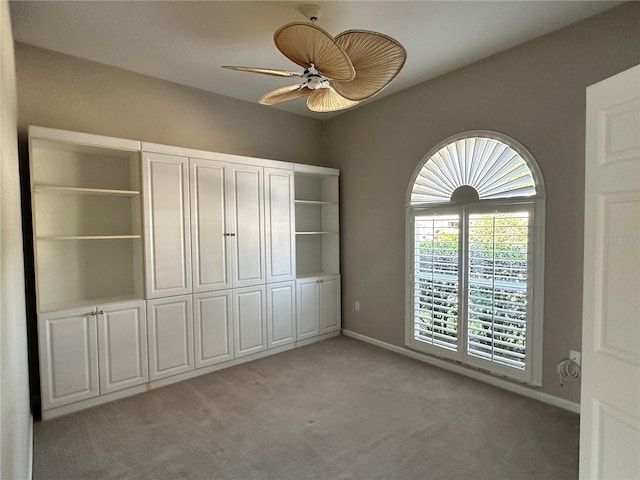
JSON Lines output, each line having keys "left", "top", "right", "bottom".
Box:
{"left": 341, "top": 329, "right": 580, "bottom": 414}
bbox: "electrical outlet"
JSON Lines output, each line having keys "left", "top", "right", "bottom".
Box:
{"left": 355, "top": 301, "right": 360, "bottom": 312}
{"left": 570, "top": 350, "right": 581, "bottom": 367}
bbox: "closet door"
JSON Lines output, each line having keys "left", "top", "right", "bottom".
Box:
{"left": 190, "top": 158, "right": 232, "bottom": 292}
{"left": 264, "top": 168, "right": 295, "bottom": 283}
{"left": 228, "top": 163, "right": 265, "bottom": 288}
{"left": 143, "top": 152, "right": 192, "bottom": 298}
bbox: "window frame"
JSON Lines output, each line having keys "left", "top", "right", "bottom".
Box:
{"left": 405, "top": 131, "right": 545, "bottom": 386}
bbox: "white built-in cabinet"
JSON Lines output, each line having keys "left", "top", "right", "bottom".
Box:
{"left": 38, "top": 300, "right": 147, "bottom": 410}
{"left": 29, "top": 127, "right": 340, "bottom": 419}
{"left": 294, "top": 165, "right": 341, "bottom": 341}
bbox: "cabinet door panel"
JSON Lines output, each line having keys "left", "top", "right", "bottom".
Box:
{"left": 267, "top": 281, "right": 296, "bottom": 348}
{"left": 98, "top": 301, "right": 148, "bottom": 394}
{"left": 190, "top": 159, "right": 231, "bottom": 292}
{"left": 147, "top": 296, "right": 194, "bottom": 380}
{"left": 265, "top": 168, "right": 295, "bottom": 283}
{"left": 194, "top": 291, "right": 233, "bottom": 367}
{"left": 233, "top": 286, "right": 267, "bottom": 357}
{"left": 143, "top": 152, "right": 192, "bottom": 298}
{"left": 320, "top": 276, "right": 341, "bottom": 334}
{"left": 296, "top": 279, "right": 320, "bottom": 340}
{"left": 230, "top": 164, "right": 265, "bottom": 288}
{"left": 38, "top": 308, "right": 99, "bottom": 410}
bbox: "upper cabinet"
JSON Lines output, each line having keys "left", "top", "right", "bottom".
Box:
{"left": 142, "top": 143, "right": 295, "bottom": 297}
{"left": 264, "top": 168, "right": 296, "bottom": 283}
{"left": 293, "top": 165, "right": 340, "bottom": 278}
{"left": 142, "top": 152, "right": 192, "bottom": 298}
{"left": 29, "top": 126, "right": 144, "bottom": 313}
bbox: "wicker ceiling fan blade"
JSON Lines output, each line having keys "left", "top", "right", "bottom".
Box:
{"left": 274, "top": 22, "right": 355, "bottom": 81}
{"left": 222, "top": 66, "right": 303, "bottom": 78}
{"left": 332, "top": 30, "right": 407, "bottom": 101}
{"left": 307, "top": 88, "right": 360, "bottom": 113}
{"left": 260, "top": 84, "right": 311, "bottom": 105}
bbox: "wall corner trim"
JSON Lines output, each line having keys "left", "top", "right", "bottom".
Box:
{"left": 341, "top": 329, "right": 580, "bottom": 414}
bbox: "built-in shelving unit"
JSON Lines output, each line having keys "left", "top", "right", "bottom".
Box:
{"left": 294, "top": 167, "right": 340, "bottom": 277}
{"left": 29, "top": 127, "right": 143, "bottom": 313}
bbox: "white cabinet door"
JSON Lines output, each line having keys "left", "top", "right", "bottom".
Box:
{"left": 38, "top": 307, "right": 99, "bottom": 409}
{"left": 143, "top": 152, "right": 192, "bottom": 298}
{"left": 296, "top": 278, "right": 320, "bottom": 340}
{"left": 190, "top": 158, "right": 232, "bottom": 292}
{"left": 233, "top": 285, "right": 267, "bottom": 357}
{"left": 193, "top": 290, "right": 234, "bottom": 368}
{"left": 319, "top": 275, "right": 341, "bottom": 334}
{"left": 267, "top": 281, "right": 296, "bottom": 348}
{"left": 97, "top": 300, "right": 148, "bottom": 395}
{"left": 229, "top": 163, "right": 265, "bottom": 288}
{"left": 147, "top": 295, "right": 194, "bottom": 380}
{"left": 265, "top": 168, "right": 295, "bottom": 283}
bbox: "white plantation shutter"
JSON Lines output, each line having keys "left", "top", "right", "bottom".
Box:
{"left": 412, "top": 213, "right": 459, "bottom": 351}
{"left": 466, "top": 210, "right": 530, "bottom": 370}
{"left": 406, "top": 131, "right": 545, "bottom": 384}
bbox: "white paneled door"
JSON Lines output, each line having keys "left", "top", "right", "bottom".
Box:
{"left": 143, "top": 152, "right": 192, "bottom": 298}
{"left": 580, "top": 65, "right": 640, "bottom": 479}
{"left": 190, "top": 158, "right": 232, "bottom": 292}
{"left": 97, "top": 300, "right": 148, "bottom": 394}
{"left": 193, "top": 290, "right": 233, "bottom": 367}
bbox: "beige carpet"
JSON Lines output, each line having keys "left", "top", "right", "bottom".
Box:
{"left": 33, "top": 336, "right": 579, "bottom": 479}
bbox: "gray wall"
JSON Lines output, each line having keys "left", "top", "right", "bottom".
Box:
{"left": 15, "top": 43, "right": 324, "bottom": 165}
{"left": 1, "top": 1, "right": 32, "bottom": 477}
{"left": 323, "top": 3, "right": 640, "bottom": 403}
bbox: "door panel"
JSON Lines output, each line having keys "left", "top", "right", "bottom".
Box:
{"left": 143, "top": 152, "right": 191, "bottom": 298}
{"left": 265, "top": 168, "right": 295, "bottom": 283}
{"left": 267, "top": 281, "right": 296, "bottom": 348}
{"left": 319, "top": 275, "right": 341, "bottom": 334}
{"left": 580, "top": 64, "right": 640, "bottom": 479}
{"left": 230, "top": 164, "right": 265, "bottom": 288}
{"left": 38, "top": 307, "right": 99, "bottom": 409}
{"left": 233, "top": 286, "right": 267, "bottom": 357}
{"left": 98, "top": 300, "right": 148, "bottom": 394}
{"left": 147, "top": 295, "right": 194, "bottom": 380}
{"left": 190, "top": 158, "right": 231, "bottom": 292}
{"left": 296, "top": 279, "right": 320, "bottom": 340}
{"left": 194, "top": 290, "right": 233, "bottom": 367}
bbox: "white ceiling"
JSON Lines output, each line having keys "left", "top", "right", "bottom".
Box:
{"left": 10, "top": 1, "right": 623, "bottom": 119}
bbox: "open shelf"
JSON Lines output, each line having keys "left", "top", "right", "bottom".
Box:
{"left": 34, "top": 185, "right": 140, "bottom": 197}
{"left": 294, "top": 171, "right": 339, "bottom": 278}
{"left": 29, "top": 127, "right": 143, "bottom": 313}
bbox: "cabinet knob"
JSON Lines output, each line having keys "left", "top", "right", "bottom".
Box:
{"left": 98, "top": 310, "right": 104, "bottom": 315}
{"left": 89, "top": 311, "right": 97, "bottom": 316}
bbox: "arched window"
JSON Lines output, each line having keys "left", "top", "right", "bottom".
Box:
{"left": 405, "top": 131, "right": 546, "bottom": 385}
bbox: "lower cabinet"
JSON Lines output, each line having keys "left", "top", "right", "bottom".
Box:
{"left": 38, "top": 300, "right": 147, "bottom": 410}
{"left": 233, "top": 285, "right": 267, "bottom": 358}
{"left": 147, "top": 295, "right": 194, "bottom": 380}
{"left": 296, "top": 275, "right": 341, "bottom": 341}
{"left": 267, "top": 281, "right": 296, "bottom": 348}
{"left": 193, "top": 290, "right": 234, "bottom": 368}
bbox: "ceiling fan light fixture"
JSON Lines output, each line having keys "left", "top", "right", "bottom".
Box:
{"left": 223, "top": 11, "right": 406, "bottom": 113}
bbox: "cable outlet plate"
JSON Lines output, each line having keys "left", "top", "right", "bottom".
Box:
{"left": 570, "top": 350, "right": 581, "bottom": 367}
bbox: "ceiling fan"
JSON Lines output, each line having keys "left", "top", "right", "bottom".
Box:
{"left": 223, "top": 9, "right": 406, "bottom": 113}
